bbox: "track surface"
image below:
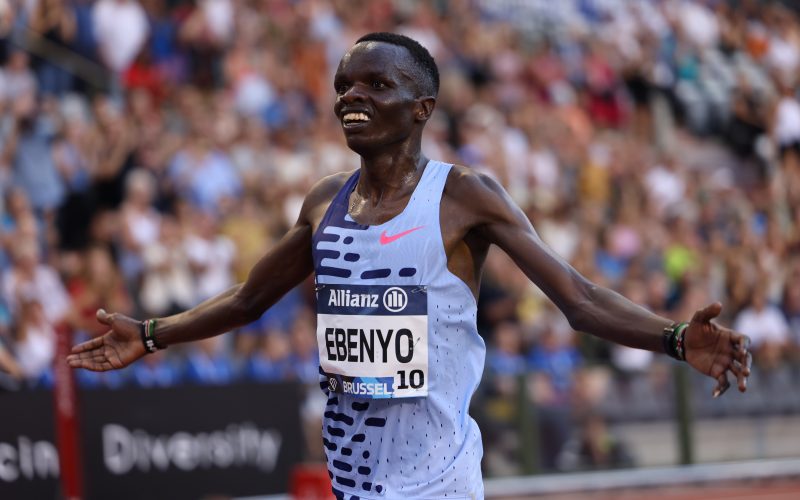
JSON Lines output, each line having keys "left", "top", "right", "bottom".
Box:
{"left": 507, "top": 479, "right": 800, "bottom": 499}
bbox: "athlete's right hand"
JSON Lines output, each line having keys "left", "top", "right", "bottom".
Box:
{"left": 66, "top": 309, "right": 147, "bottom": 371}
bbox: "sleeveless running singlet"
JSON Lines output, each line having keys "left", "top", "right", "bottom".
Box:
{"left": 312, "top": 160, "right": 486, "bottom": 499}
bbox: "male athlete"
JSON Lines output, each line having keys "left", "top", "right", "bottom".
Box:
{"left": 69, "top": 33, "right": 752, "bottom": 499}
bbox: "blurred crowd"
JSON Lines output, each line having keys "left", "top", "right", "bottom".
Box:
{"left": 1, "top": 0, "right": 800, "bottom": 475}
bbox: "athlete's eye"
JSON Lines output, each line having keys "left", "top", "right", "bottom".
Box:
{"left": 372, "top": 80, "right": 386, "bottom": 89}
{"left": 335, "top": 83, "right": 349, "bottom": 95}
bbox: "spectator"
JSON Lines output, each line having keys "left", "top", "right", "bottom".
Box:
{"left": 89, "top": 94, "right": 137, "bottom": 210}
{"left": 0, "top": 49, "right": 38, "bottom": 102}
{"left": 286, "top": 311, "right": 319, "bottom": 384}
{"left": 168, "top": 127, "right": 241, "bottom": 214}
{"left": 228, "top": 119, "right": 275, "bottom": 189}
{"left": 183, "top": 337, "right": 236, "bottom": 385}
{"left": 29, "top": 0, "right": 77, "bottom": 96}
{"left": 118, "top": 168, "right": 161, "bottom": 280}
{"left": 557, "top": 412, "right": 635, "bottom": 472}
{"left": 771, "top": 81, "right": 800, "bottom": 199}
{"left": 2, "top": 90, "right": 65, "bottom": 213}
{"left": 13, "top": 292, "right": 56, "bottom": 384}
{"left": 782, "top": 265, "right": 800, "bottom": 364}
{"left": 245, "top": 329, "right": 292, "bottom": 383}
{"left": 0, "top": 330, "right": 23, "bottom": 389}
{"left": 644, "top": 153, "right": 687, "bottom": 218}
{"left": 92, "top": 0, "right": 149, "bottom": 75}
{"left": 123, "top": 45, "right": 166, "bottom": 101}
{"left": 475, "top": 321, "right": 526, "bottom": 476}
{"left": 129, "top": 352, "right": 180, "bottom": 388}
{"left": 0, "top": 187, "right": 39, "bottom": 267}
{"left": 0, "top": 0, "right": 14, "bottom": 67}
{"left": 724, "top": 76, "right": 768, "bottom": 175}
{"left": 764, "top": 6, "right": 800, "bottom": 87}
{"left": 66, "top": 244, "right": 133, "bottom": 338}
{"left": 140, "top": 0, "right": 181, "bottom": 79}
{"left": 177, "top": 0, "right": 234, "bottom": 89}
{"left": 527, "top": 316, "right": 582, "bottom": 404}
{"left": 183, "top": 210, "right": 236, "bottom": 304}
{"left": 610, "top": 279, "right": 655, "bottom": 375}
{"left": 1, "top": 238, "right": 70, "bottom": 327}
{"left": 220, "top": 193, "right": 271, "bottom": 283}
{"left": 527, "top": 307, "right": 582, "bottom": 471}
{"left": 733, "top": 281, "right": 790, "bottom": 370}
{"left": 53, "top": 108, "right": 95, "bottom": 250}
{"left": 139, "top": 216, "right": 194, "bottom": 317}
{"left": 487, "top": 321, "right": 526, "bottom": 381}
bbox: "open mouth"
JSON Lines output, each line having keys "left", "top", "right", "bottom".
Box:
{"left": 342, "top": 112, "right": 371, "bottom": 128}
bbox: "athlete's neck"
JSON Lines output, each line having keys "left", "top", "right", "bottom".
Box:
{"left": 356, "top": 151, "right": 428, "bottom": 204}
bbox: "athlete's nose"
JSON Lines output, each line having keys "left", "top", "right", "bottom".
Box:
{"left": 340, "top": 82, "right": 367, "bottom": 103}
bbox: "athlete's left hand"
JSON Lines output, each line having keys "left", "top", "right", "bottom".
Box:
{"left": 683, "top": 302, "right": 752, "bottom": 398}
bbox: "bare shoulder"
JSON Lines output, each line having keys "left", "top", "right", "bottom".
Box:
{"left": 296, "top": 170, "right": 357, "bottom": 230}
{"left": 310, "top": 170, "right": 354, "bottom": 199}
{"left": 299, "top": 170, "right": 354, "bottom": 223}
{"left": 443, "top": 164, "right": 516, "bottom": 224}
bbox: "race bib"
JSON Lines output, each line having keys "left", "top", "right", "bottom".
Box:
{"left": 316, "top": 284, "right": 428, "bottom": 399}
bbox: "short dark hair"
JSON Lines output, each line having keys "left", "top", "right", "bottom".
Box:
{"left": 355, "top": 32, "right": 439, "bottom": 97}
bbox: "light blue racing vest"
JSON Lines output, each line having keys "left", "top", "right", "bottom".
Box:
{"left": 312, "top": 160, "right": 486, "bottom": 499}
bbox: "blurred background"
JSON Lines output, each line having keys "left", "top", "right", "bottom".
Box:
{"left": 0, "top": 0, "right": 799, "bottom": 498}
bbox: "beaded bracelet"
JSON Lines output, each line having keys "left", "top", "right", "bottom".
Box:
{"left": 140, "top": 318, "right": 166, "bottom": 354}
{"left": 662, "top": 322, "right": 689, "bottom": 361}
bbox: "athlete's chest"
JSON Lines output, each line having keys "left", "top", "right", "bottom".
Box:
{"left": 309, "top": 192, "right": 465, "bottom": 255}
{"left": 312, "top": 208, "right": 433, "bottom": 281}
{"left": 347, "top": 190, "right": 414, "bottom": 227}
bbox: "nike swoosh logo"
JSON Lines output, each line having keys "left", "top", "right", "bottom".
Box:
{"left": 379, "top": 226, "right": 424, "bottom": 245}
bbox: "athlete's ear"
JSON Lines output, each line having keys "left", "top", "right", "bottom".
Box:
{"left": 415, "top": 96, "right": 436, "bottom": 122}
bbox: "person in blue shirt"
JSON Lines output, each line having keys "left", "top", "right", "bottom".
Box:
{"left": 182, "top": 337, "right": 237, "bottom": 385}
{"left": 243, "top": 330, "right": 293, "bottom": 383}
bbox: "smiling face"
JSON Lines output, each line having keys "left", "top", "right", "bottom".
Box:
{"left": 333, "top": 42, "right": 433, "bottom": 156}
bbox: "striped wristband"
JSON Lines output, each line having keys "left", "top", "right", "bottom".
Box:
{"left": 140, "top": 319, "right": 165, "bottom": 353}
{"left": 662, "top": 322, "right": 688, "bottom": 361}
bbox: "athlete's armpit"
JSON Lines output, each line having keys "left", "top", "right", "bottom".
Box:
{"left": 446, "top": 167, "right": 592, "bottom": 320}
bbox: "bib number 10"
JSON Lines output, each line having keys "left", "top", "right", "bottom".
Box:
{"left": 397, "top": 369, "right": 425, "bottom": 390}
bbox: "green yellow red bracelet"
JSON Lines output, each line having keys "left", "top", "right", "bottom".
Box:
{"left": 139, "top": 318, "right": 166, "bottom": 354}
{"left": 662, "top": 322, "right": 688, "bottom": 361}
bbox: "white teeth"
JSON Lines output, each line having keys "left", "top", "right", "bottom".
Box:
{"left": 343, "top": 112, "right": 370, "bottom": 123}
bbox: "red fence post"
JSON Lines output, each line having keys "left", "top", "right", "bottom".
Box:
{"left": 290, "top": 463, "right": 335, "bottom": 500}
{"left": 53, "top": 325, "right": 84, "bottom": 500}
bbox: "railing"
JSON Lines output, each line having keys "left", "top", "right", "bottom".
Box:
{"left": 17, "top": 28, "right": 111, "bottom": 92}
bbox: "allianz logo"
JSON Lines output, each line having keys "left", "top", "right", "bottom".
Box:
{"left": 328, "top": 287, "right": 408, "bottom": 312}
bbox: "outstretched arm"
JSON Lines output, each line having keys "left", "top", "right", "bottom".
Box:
{"left": 152, "top": 221, "right": 314, "bottom": 346}
{"left": 67, "top": 223, "right": 313, "bottom": 371}
{"left": 68, "top": 174, "right": 346, "bottom": 371}
{"left": 456, "top": 170, "right": 751, "bottom": 396}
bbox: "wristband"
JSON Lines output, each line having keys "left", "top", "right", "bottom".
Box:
{"left": 140, "top": 319, "right": 166, "bottom": 353}
{"left": 662, "top": 322, "right": 688, "bottom": 361}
